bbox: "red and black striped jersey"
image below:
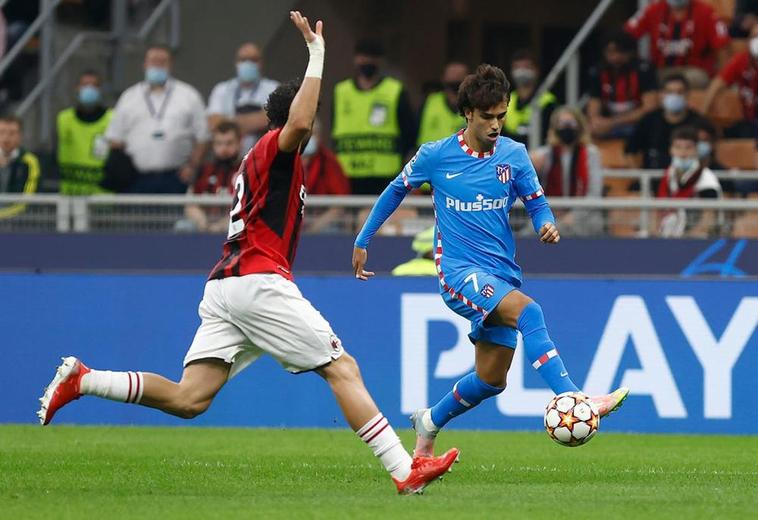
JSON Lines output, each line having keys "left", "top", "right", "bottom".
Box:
{"left": 209, "top": 128, "right": 306, "bottom": 281}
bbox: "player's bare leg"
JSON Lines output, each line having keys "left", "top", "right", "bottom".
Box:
{"left": 318, "top": 353, "right": 459, "bottom": 494}
{"left": 489, "top": 290, "right": 628, "bottom": 416}
{"left": 38, "top": 357, "right": 229, "bottom": 425}
{"left": 412, "top": 341, "right": 511, "bottom": 457}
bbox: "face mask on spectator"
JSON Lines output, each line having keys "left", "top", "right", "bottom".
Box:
{"left": 78, "top": 85, "right": 101, "bottom": 106}
{"left": 145, "top": 67, "right": 169, "bottom": 86}
{"left": 302, "top": 136, "right": 318, "bottom": 156}
{"left": 672, "top": 156, "right": 698, "bottom": 173}
{"left": 556, "top": 127, "right": 578, "bottom": 145}
{"left": 750, "top": 37, "right": 758, "bottom": 58}
{"left": 662, "top": 93, "right": 686, "bottom": 113}
{"left": 236, "top": 61, "right": 260, "bottom": 83}
{"left": 666, "top": 0, "right": 689, "bottom": 8}
{"left": 357, "top": 63, "right": 378, "bottom": 79}
{"left": 697, "top": 141, "right": 712, "bottom": 159}
{"left": 511, "top": 68, "right": 536, "bottom": 87}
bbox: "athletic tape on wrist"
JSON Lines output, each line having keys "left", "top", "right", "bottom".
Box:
{"left": 305, "top": 37, "right": 325, "bottom": 78}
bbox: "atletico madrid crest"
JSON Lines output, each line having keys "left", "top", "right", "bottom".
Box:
{"left": 481, "top": 284, "right": 495, "bottom": 298}
{"left": 496, "top": 164, "right": 511, "bottom": 183}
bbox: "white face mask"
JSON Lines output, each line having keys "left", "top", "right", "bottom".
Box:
{"left": 750, "top": 37, "right": 758, "bottom": 58}
{"left": 672, "top": 156, "right": 699, "bottom": 173}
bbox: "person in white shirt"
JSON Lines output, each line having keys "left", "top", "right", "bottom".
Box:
{"left": 106, "top": 45, "right": 209, "bottom": 193}
{"left": 656, "top": 125, "right": 722, "bottom": 238}
{"left": 207, "top": 42, "right": 280, "bottom": 153}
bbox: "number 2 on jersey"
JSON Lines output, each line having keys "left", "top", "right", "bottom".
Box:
{"left": 228, "top": 173, "right": 245, "bottom": 239}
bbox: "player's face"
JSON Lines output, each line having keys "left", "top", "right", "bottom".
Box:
{"left": 144, "top": 48, "right": 172, "bottom": 71}
{"left": 213, "top": 131, "right": 241, "bottom": 161}
{"left": 0, "top": 122, "right": 21, "bottom": 154}
{"left": 465, "top": 100, "right": 508, "bottom": 149}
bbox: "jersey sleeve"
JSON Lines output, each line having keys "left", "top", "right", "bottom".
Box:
{"left": 719, "top": 52, "right": 746, "bottom": 84}
{"left": 512, "top": 143, "right": 555, "bottom": 232}
{"left": 706, "top": 8, "right": 731, "bottom": 49}
{"left": 512, "top": 143, "right": 544, "bottom": 201}
{"left": 399, "top": 142, "right": 435, "bottom": 190}
{"left": 624, "top": 4, "right": 652, "bottom": 38}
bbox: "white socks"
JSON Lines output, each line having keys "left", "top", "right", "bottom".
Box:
{"left": 357, "top": 413, "right": 412, "bottom": 481}
{"left": 80, "top": 370, "right": 144, "bottom": 404}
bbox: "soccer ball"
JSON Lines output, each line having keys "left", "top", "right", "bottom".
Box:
{"left": 544, "top": 392, "right": 600, "bottom": 447}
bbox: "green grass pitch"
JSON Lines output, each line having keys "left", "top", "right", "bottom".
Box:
{"left": 1, "top": 425, "right": 756, "bottom": 519}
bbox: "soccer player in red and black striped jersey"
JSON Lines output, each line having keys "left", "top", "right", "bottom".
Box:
{"left": 37, "top": 11, "right": 458, "bottom": 495}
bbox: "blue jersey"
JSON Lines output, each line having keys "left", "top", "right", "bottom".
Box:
{"left": 395, "top": 131, "right": 551, "bottom": 286}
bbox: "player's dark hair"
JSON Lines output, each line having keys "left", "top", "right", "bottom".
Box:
{"left": 663, "top": 72, "right": 689, "bottom": 91}
{"left": 265, "top": 79, "right": 302, "bottom": 129}
{"left": 603, "top": 29, "right": 637, "bottom": 54}
{"left": 354, "top": 39, "right": 384, "bottom": 57}
{"left": 457, "top": 64, "right": 510, "bottom": 116}
{"left": 215, "top": 120, "right": 241, "bottom": 138}
{"left": 671, "top": 125, "right": 698, "bottom": 144}
{"left": 0, "top": 114, "right": 23, "bottom": 130}
{"left": 510, "top": 49, "right": 537, "bottom": 66}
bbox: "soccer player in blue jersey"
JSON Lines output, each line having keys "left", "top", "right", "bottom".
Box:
{"left": 353, "top": 64, "right": 629, "bottom": 456}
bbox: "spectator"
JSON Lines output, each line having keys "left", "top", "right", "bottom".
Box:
{"left": 502, "top": 49, "right": 557, "bottom": 145}
{"left": 696, "top": 124, "right": 726, "bottom": 170}
{"left": 587, "top": 30, "right": 658, "bottom": 139}
{"left": 626, "top": 73, "right": 713, "bottom": 169}
{"left": 530, "top": 106, "right": 603, "bottom": 236}
{"left": 105, "top": 45, "right": 209, "bottom": 193}
{"left": 300, "top": 119, "right": 351, "bottom": 234}
{"left": 207, "top": 42, "right": 279, "bottom": 154}
{"left": 0, "top": 115, "right": 39, "bottom": 219}
{"left": 332, "top": 39, "right": 417, "bottom": 194}
{"left": 302, "top": 118, "right": 349, "bottom": 196}
{"left": 701, "top": 24, "right": 758, "bottom": 137}
{"left": 391, "top": 226, "right": 437, "bottom": 276}
{"left": 656, "top": 125, "right": 722, "bottom": 237}
{"left": 182, "top": 120, "right": 241, "bottom": 233}
{"left": 731, "top": 0, "right": 758, "bottom": 37}
{"left": 56, "top": 70, "right": 113, "bottom": 195}
{"left": 417, "top": 62, "right": 468, "bottom": 145}
{"left": 624, "top": 0, "right": 730, "bottom": 88}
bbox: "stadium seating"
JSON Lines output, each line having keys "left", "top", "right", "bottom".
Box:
{"left": 689, "top": 88, "right": 744, "bottom": 129}
{"left": 716, "top": 139, "right": 755, "bottom": 169}
{"left": 704, "top": 0, "right": 735, "bottom": 21}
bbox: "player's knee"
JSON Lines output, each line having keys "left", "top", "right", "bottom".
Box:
{"left": 479, "top": 372, "right": 508, "bottom": 390}
{"left": 326, "top": 353, "right": 362, "bottom": 383}
{"left": 176, "top": 399, "right": 210, "bottom": 419}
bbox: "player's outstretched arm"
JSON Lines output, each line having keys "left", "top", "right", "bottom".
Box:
{"left": 278, "top": 11, "right": 325, "bottom": 153}
{"left": 353, "top": 179, "right": 411, "bottom": 281}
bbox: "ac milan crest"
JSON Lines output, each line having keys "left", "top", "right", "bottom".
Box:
{"left": 496, "top": 164, "right": 511, "bottom": 183}
{"left": 480, "top": 284, "right": 495, "bottom": 298}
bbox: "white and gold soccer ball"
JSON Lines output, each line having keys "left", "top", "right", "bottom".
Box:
{"left": 544, "top": 392, "right": 600, "bottom": 447}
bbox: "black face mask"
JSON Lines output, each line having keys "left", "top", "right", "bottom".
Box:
{"left": 216, "top": 157, "right": 237, "bottom": 169}
{"left": 443, "top": 82, "right": 461, "bottom": 93}
{"left": 358, "top": 63, "right": 378, "bottom": 78}
{"left": 557, "top": 127, "right": 578, "bottom": 145}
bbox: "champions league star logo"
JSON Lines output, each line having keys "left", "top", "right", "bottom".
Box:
{"left": 496, "top": 164, "right": 511, "bottom": 183}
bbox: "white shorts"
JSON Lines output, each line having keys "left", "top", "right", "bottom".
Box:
{"left": 183, "top": 274, "right": 344, "bottom": 377}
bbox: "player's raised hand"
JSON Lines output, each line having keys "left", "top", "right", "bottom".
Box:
{"left": 539, "top": 222, "right": 560, "bottom": 244}
{"left": 352, "top": 247, "right": 375, "bottom": 281}
{"left": 290, "top": 11, "right": 324, "bottom": 45}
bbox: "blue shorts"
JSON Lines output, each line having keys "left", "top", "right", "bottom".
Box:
{"left": 440, "top": 269, "right": 520, "bottom": 349}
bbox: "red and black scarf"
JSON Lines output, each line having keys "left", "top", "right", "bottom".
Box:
{"left": 546, "top": 145, "right": 589, "bottom": 197}
{"left": 657, "top": 165, "right": 704, "bottom": 199}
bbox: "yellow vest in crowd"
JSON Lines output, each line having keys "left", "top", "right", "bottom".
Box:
{"left": 332, "top": 77, "right": 403, "bottom": 178}
{"left": 56, "top": 107, "right": 113, "bottom": 195}
{"left": 504, "top": 91, "right": 556, "bottom": 137}
{"left": 392, "top": 257, "right": 438, "bottom": 276}
{"left": 417, "top": 92, "right": 465, "bottom": 146}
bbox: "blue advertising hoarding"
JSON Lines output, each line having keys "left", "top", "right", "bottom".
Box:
{"left": 1, "top": 273, "right": 755, "bottom": 434}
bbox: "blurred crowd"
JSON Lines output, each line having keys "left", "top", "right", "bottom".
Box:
{"left": 1, "top": 0, "right": 758, "bottom": 238}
